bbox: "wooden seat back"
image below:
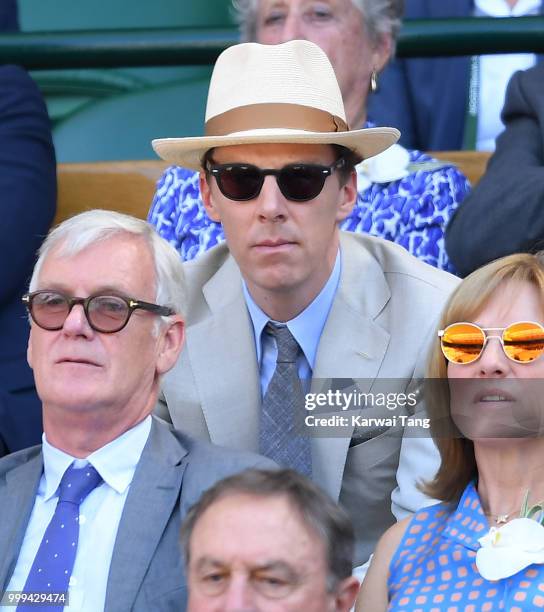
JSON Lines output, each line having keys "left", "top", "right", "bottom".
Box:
{"left": 55, "top": 152, "right": 491, "bottom": 226}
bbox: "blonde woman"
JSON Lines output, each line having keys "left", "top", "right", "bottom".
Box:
{"left": 358, "top": 252, "right": 544, "bottom": 610}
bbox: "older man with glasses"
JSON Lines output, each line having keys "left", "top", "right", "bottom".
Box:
{"left": 0, "top": 210, "right": 273, "bottom": 612}
{"left": 152, "top": 40, "right": 459, "bottom": 571}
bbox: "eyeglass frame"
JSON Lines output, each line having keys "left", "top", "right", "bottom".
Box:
{"left": 438, "top": 321, "right": 544, "bottom": 364}
{"left": 205, "top": 157, "right": 347, "bottom": 202}
{"left": 22, "top": 290, "right": 175, "bottom": 334}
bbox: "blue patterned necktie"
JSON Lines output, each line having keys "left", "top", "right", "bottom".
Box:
{"left": 259, "top": 322, "right": 312, "bottom": 477}
{"left": 17, "top": 463, "right": 103, "bottom": 612}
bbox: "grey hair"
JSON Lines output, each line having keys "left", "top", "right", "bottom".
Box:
{"left": 180, "top": 468, "right": 355, "bottom": 591}
{"left": 29, "top": 210, "right": 186, "bottom": 319}
{"left": 232, "top": 0, "right": 404, "bottom": 50}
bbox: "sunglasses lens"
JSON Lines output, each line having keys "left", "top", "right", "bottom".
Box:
{"left": 503, "top": 322, "right": 544, "bottom": 362}
{"left": 215, "top": 166, "right": 263, "bottom": 200}
{"left": 441, "top": 323, "right": 485, "bottom": 364}
{"left": 88, "top": 296, "right": 130, "bottom": 332}
{"left": 30, "top": 291, "right": 69, "bottom": 330}
{"left": 278, "top": 165, "right": 326, "bottom": 201}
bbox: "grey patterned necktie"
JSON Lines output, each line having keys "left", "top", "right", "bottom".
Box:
{"left": 259, "top": 322, "right": 312, "bottom": 477}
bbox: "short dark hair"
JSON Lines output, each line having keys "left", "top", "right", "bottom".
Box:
{"left": 181, "top": 468, "right": 355, "bottom": 590}
{"left": 332, "top": 145, "right": 360, "bottom": 185}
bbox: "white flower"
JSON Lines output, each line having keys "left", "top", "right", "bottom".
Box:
{"left": 476, "top": 518, "right": 544, "bottom": 580}
{"left": 356, "top": 143, "right": 410, "bottom": 190}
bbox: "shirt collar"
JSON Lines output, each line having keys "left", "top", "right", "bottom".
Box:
{"left": 41, "top": 415, "right": 152, "bottom": 500}
{"left": 474, "top": 0, "right": 540, "bottom": 17}
{"left": 242, "top": 250, "right": 341, "bottom": 368}
{"left": 443, "top": 480, "right": 489, "bottom": 551}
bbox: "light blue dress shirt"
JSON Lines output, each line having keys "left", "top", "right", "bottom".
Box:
{"left": 242, "top": 251, "right": 341, "bottom": 398}
{"left": 3, "top": 416, "right": 152, "bottom": 612}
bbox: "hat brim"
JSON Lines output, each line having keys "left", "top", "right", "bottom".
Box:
{"left": 152, "top": 126, "right": 400, "bottom": 171}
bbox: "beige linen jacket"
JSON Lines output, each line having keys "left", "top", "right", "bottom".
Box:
{"left": 158, "top": 231, "right": 459, "bottom": 564}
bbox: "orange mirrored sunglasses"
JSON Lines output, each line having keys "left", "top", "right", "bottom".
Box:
{"left": 438, "top": 321, "right": 544, "bottom": 364}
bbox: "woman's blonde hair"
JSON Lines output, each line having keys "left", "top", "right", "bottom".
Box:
{"left": 423, "top": 252, "right": 544, "bottom": 503}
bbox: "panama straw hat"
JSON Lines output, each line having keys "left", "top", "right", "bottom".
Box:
{"left": 152, "top": 39, "right": 399, "bottom": 170}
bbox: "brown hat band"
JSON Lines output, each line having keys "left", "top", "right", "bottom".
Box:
{"left": 205, "top": 103, "right": 349, "bottom": 137}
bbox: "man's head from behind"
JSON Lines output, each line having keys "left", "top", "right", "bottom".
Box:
{"left": 25, "top": 210, "right": 185, "bottom": 452}
{"left": 153, "top": 41, "right": 397, "bottom": 320}
{"left": 182, "top": 468, "right": 359, "bottom": 612}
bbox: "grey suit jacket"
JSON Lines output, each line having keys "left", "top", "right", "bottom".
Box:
{"left": 0, "top": 417, "right": 273, "bottom": 611}
{"left": 158, "top": 231, "right": 458, "bottom": 564}
{"left": 446, "top": 62, "right": 544, "bottom": 276}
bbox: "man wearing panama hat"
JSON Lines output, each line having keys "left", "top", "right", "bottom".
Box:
{"left": 153, "top": 40, "right": 458, "bottom": 567}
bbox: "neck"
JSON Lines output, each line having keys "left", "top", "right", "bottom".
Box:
{"left": 43, "top": 397, "right": 155, "bottom": 458}
{"left": 249, "top": 288, "right": 317, "bottom": 322}
{"left": 346, "top": 100, "right": 366, "bottom": 131}
{"left": 475, "top": 438, "right": 544, "bottom": 521}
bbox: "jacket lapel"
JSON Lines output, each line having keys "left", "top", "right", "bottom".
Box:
{"left": 104, "top": 420, "right": 187, "bottom": 612}
{"left": 312, "top": 233, "right": 391, "bottom": 501}
{"left": 185, "top": 256, "right": 261, "bottom": 452}
{"left": 0, "top": 453, "right": 43, "bottom": 590}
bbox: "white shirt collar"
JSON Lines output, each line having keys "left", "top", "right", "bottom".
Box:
{"left": 474, "top": 0, "right": 540, "bottom": 17}
{"left": 41, "top": 415, "right": 152, "bottom": 500}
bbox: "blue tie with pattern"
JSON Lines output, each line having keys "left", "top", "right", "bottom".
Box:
{"left": 259, "top": 322, "right": 312, "bottom": 477}
{"left": 17, "top": 463, "right": 103, "bottom": 612}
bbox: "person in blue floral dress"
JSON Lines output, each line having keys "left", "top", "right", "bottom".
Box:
{"left": 149, "top": 140, "right": 469, "bottom": 272}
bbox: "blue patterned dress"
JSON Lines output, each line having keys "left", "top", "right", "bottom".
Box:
{"left": 388, "top": 481, "right": 544, "bottom": 611}
{"left": 148, "top": 144, "right": 470, "bottom": 273}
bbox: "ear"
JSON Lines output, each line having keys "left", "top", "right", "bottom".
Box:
{"left": 336, "top": 170, "right": 357, "bottom": 223}
{"left": 333, "top": 576, "right": 360, "bottom": 612}
{"left": 373, "top": 32, "right": 393, "bottom": 73}
{"left": 156, "top": 315, "right": 185, "bottom": 375}
{"left": 199, "top": 170, "right": 222, "bottom": 223}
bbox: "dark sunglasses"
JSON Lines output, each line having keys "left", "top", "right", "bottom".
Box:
{"left": 22, "top": 290, "right": 175, "bottom": 334}
{"left": 207, "top": 158, "right": 346, "bottom": 202}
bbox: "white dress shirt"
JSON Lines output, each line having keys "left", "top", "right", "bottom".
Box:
{"left": 3, "top": 417, "right": 152, "bottom": 612}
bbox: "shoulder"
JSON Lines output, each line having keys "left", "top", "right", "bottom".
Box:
{"left": 175, "top": 429, "right": 276, "bottom": 506}
{"left": 355, "top": 517, "right": 412, "bottom": 612}
{"left": 340, "top": 231, "right": 459, "bottom": 296}
{"left": 376, "top": 515, "right": 412, "bottom": 561}
{"left": 405, "top": 149, "right": 470, "bottom": 189}
{"left": 0, "top": 66, "right": 49, "bottom": 121}
{"left": 0, "top": 65, "right": 35, "bottom": 92}
{"left": 184, "top": 433, "right": 273, "bottom": 472}
{"left": 156, "top": 165, "right": 199, "bottom": 189}
{"left": 182, "top": 242, "right": 232, "bottom": 280}
{"left": 498, "top": 63, "right": 544, "bottom": 127}
{"left": 149, "top": 417, "right": 274, "bottom": 490}
{"left": 505, "top": 63, "right": 544, "bottom": 112}
{"left": 181, "top": 244, "right": 239, "bottom": 313}
{"left": 0, "top": 444, "right": 42, "bottom": 478}
{"left": 516, "top": 63, "right": 544, "bottom": 91}
{"left": 153, "top": 165, "right": 200, "bottom": 204}
{"left": 357, "top": 144, "right": 469, "bottom": 200}
{"left": 375, "top": 502, "right": 449, "bottom": 573}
